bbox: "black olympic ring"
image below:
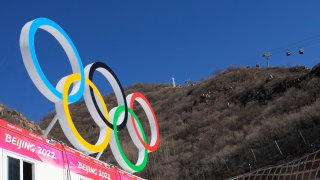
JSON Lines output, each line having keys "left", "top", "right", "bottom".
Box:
{"left": 88, "top": 62, "right": 128, "bottom": 131}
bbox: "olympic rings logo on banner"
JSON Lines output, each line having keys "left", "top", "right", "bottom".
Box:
{"left": 19, "top": 17, "right": 160, "bottom": 173}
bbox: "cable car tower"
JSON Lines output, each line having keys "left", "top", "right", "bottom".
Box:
{"left": 262, "top": 51, "right": 272, "bottom": 68}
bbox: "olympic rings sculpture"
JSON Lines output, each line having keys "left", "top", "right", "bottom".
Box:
{"left": 19, "top": 17, "right": 160, "bottom": 173}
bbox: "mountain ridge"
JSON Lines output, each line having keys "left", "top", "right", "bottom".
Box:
{"left": 2, "top": 64, "right": 320, "bottom": 179}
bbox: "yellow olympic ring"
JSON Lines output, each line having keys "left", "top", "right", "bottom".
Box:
{"left": 62, "top": 73, "right": 111, "bottom": 152}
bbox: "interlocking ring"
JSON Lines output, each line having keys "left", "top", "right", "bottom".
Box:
{"left": 20, "top": 17, "right": 85, "bottom": 103}
{"left": 84, "top": 62, "right": 128, "bottom": 131}
{"left": 127, "top": 92, "right": 160, "bottom": 152}
{"left": 19, "top": 17, "right": 160, "bottom": 173}
{"left": 109, "top": 106, "right": 148, "bottom": 173}
{"left": 55, "top": 73, "right": 111, "bottom": 154}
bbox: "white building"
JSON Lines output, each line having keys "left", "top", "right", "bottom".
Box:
{"left": 0, "top": 119, "right": 143, "bottom": 180}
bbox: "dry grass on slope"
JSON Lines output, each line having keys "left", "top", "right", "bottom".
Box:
{"left": 39, "top": 65, "right": 320, "bottom": 179}
{"left": 0, "top": 103, "right": 42, "bottom": 134}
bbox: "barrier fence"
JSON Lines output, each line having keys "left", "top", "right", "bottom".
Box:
{"left": 229, "top": 149, "right": 320, "bottom": 180}
{"left": 225, "top": 125, "right": 320, "bottom": 180}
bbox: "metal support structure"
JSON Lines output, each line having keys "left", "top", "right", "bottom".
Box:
{"left": 43, "top": 115, "right": 58, "bottom": 138}
{"left": 172, "top": 77, "right": 176, "bottom": 88}
{"left": 298, "top": 130, "right": 308, "bottom": 146}
{"left": 223, "top": 159, "right": 229, "bottom": 170}
{"left": 96, "top": 150, "right": 104, "bottom": 159}
{"left": 250, "top": 148, "right": 257, "bottom": 162}
{"left": 262, "top": 51, "right": 272, "bottom": 68}
{"left": 274, "top": 140, "right": 283, "bottom": 156}
{"left": 201, "top": 168, "right": 206, "bottom": 180}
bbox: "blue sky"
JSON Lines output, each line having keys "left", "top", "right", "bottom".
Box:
{"left": 1, "top": 0, "right": 320, "bottom": 120}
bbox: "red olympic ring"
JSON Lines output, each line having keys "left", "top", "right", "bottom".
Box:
{"left": 129, "top": 92, "right": 160, "bottom": 152}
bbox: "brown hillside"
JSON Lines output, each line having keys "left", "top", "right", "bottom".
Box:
{"left": 38, "top": 65, "right": 320, "bottom": 179}
{"left": 0, "top": 103, "right": 42, "bottom": 134}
